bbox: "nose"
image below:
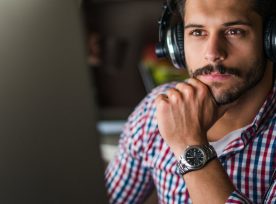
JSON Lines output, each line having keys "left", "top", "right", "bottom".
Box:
{"left": 204, "top": 34, "right": 227, "bottom": 64}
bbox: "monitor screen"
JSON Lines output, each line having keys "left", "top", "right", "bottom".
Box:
{"left": 0, "top": 0, "right": 107, "bottom": 203}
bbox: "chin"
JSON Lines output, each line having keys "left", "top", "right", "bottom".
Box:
{"left": 210, "top": 85, "right": 244, "bottom": 105}
{"left": 213, "top": 92, "right": 240, "bottom": 105}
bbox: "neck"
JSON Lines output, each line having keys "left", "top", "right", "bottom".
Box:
{"left": 208, "top": 62, "right": 274, "bottom": 142}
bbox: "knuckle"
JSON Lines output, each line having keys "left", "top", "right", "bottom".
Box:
{"left": 182, "top": 85, "right": 194, "bottom": 97}
{"left": 155, "top": 94, "right": 167, "bottom": 103}
{"left": 175, "top": 82, "right": 187, "bottom": 91}
{"left": 175, "top": 81, "right": 195, "bottom": 98}
{"left": 174, "top": 90, "right": 184, "bottom": 103}
{"left": 155, "top": 97, "right": 168, "bottom": 111}
{"left": 167, "top": 88, "right": 181, "bottom": 98}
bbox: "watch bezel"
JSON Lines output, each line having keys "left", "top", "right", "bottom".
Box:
{"left": 177, "top": 144, "right": 217, "bottom": 176}
{"left": 181, "top": 145, "right": 208, "bottom": 169}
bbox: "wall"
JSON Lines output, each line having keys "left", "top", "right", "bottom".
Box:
{"left": 83, "top": 0, "right": 163, "bottom": 119}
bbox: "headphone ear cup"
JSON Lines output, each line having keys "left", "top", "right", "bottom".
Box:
{"left": 165, "top": 23, "right": 185, "bottom": 68}
{"left": 264, "top": 16, "right": 276, "bottom": 63}
{"left": 174, "top": 23, "right": 185, "bottom": 68}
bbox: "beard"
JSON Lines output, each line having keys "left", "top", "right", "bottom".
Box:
{"left": 189, "top": 58, "right": 267, "bottom": 105}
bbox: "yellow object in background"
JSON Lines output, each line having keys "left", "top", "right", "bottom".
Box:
{"left": 141, "top": 43, "right": 189, "bottom": 87}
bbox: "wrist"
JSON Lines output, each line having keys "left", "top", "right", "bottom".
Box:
{"left": 173, "top": 135, "right": 209, "bottom": 158}
{"left": 176, "top": 144, "right": 217, "bottom": 176}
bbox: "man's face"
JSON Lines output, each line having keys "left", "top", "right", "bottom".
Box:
{"left": 184, "top": 0, "right": 266, "bottom": 105}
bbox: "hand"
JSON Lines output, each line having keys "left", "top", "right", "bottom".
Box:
{"left": 155, "top": 78, "right": 227, "bottom": 158}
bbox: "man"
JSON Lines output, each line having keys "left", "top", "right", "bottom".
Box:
{"left": 105, "top": 0, "right": 276, "bottom": 203}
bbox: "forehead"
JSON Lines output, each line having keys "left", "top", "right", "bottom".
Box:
{"left": 184, "top": 0, "right": 257, "bottom": 24}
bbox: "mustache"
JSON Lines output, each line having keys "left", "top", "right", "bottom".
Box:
{"left": 191, "top": 64, "right": 241, "bottom": 78}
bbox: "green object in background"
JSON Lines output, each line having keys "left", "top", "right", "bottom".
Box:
{"left": 150, "top": 66, "right": 188, "bottom": 85}
{"left": 141, "top": 43, "right": 189, "bottom": 87}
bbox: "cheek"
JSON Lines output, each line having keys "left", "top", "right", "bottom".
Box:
{"left": 228, "top": 44, "right": 262, "bottom": 69}
{"left": 229, "top": 32, "right": 264, "bottom": 60}
{"left": 184, "top": 40, "right": 203, "bottom": 68}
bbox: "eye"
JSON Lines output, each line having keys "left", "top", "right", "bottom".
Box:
{"left": 225, "top": 28, "right": 246, "bottom": 37}
{"left": 189, "top": 29, "right": 207, "bottom": 37}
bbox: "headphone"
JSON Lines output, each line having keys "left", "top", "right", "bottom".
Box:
{"left": 155, "top": 0, "right": 276, "bottom": 69}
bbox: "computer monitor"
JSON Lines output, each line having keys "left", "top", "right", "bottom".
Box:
{"left": 0, "top": 1, "right": 108, "bottom": 203}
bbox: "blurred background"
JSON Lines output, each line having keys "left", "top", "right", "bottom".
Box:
{"left": 80, "top": 0, "right": 188, "bottom": 163}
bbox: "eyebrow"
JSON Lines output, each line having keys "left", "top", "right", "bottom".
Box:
{"left": 223, "top": 20, "right": 252, "bottom": 27}
{"left": 184, "top": 20, "right": 252, "bottom": 30}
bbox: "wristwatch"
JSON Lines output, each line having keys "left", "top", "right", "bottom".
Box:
{"left": 177, "top": 144, "right": 217, "bottom": 176}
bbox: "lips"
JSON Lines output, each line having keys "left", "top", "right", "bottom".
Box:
{"left": 192, "top": 64, "right": 241, "bottom": 79}
{"left": 198, "top": 71, "right": 233, "bottom": 81}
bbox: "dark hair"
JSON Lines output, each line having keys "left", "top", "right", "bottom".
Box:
{"left": 252, "top": 0, "right": 276, "bottom": 18}
{"left": 176, "top": 0, "right": 276, "bottom": 20}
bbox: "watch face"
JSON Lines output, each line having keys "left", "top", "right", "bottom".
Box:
{"left": 184, "top": 147, "right": 206, "bottom": 168}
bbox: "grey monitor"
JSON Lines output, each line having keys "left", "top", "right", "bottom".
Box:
{"left": 0, "top": 0, "right": 107, "bottom": 203}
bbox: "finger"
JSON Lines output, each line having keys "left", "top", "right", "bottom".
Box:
{"left": 174, "top": 81, "right": 195, "bottom": 99}
{"left": 155, "top": 93, "right": 169, "bottom": 104}
{"left": 185, "top": 78, "right": 210, "bottom": 95}
{"left": 186, "top": 78, "right": 220, "bottom": 108}
{"left": 166, "top": 88, "right": 183, "bottom": 102}
{"left": 155, "top": 94, "right": 171, "bottom": 119}
{"left": 175, "top": 81, "right": 191, "bottom": 91}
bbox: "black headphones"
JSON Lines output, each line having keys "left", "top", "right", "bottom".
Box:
{"left": 155, "top": 0, "right": 276, "bottom": 69}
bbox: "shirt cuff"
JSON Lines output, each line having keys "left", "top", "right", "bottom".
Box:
{"left": 225, "top": 189, "right": 252, "bottom": 204}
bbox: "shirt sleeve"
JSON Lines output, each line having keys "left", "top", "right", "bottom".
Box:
{"left": 263, "top": 173, "right": 276, "bottom": 203}
{"left": 105, "top": 141, "right": 154, "bottom": 204}
{"left": 225, "top": 189, "right": 252, "bottom": 204}
{"left": 226, "top": 172, "right": 276, "bottom": 204}
{"left": 105, "top": 85, "right": 164, "bottom": 204}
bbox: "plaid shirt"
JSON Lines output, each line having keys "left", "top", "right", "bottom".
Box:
{"left": 105, "top": 80, "right": 276, "bottom": 204}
